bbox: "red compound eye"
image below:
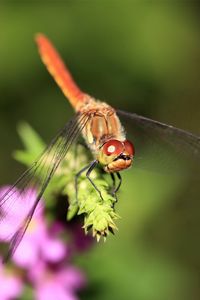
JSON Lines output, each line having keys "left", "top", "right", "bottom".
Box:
{"left": 124, "top": 140, "right": 135, "bottom": 156}
{"left": 103, "top": 139, "right": 124, "bottom": 156}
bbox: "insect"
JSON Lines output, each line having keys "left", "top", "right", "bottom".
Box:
{"left": 0, "top": 34, "right": 199, "bottom": 260}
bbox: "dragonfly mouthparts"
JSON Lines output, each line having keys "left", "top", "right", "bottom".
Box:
{"left": 114, "top": 154, "right": 132, "bottom": 161}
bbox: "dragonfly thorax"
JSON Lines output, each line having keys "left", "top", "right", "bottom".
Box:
{"left": 80, "top": 97, "right": 126, "bottom": 151}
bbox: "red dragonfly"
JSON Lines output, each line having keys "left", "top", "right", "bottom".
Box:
{"left": 0, "top": 34, "right": 199, "bottom": 260}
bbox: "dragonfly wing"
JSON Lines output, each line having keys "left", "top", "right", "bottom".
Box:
{"left": 0, "top": 112, "right": 89, "bottom": 261}
{"left": 117, "top": 110, "right": 200, "bottom": 175}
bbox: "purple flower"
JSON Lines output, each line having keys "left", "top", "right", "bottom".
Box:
{"left": 29, "top": 261, "right": 86, "bottom": 300}
{"left": 0, "top": 185, "right": 87, "bottom": 300}
{"left": 0, "top": 257, "right": 23, "bottom": 299}
{"left": 0, "top": 187, "right": 67, "bottom": 268}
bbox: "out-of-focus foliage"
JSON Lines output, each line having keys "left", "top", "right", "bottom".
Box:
{"left": 0, "top": 2, "right": 200, "bottom": 300}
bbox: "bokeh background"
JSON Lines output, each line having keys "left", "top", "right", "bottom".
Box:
{"left": 0, "top": 1, "right": 200, "bottom": 300}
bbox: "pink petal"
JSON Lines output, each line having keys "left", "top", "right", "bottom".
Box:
{"left": 13, "top": 236, "right": 39, "bottom": 268}
{"left": 0, "top": 272, "right": 23, "bottom": 299}
{"left": 41, "top": 238, "right": 67, "bottom": 262}
{"left": 0, "top": 187, "right": 43, "bottom": 220}
{"left": 0, "top": 220, "right": 18, "bottom": 240}
{"left": 36, "top": 282, "right": 78, "bottom": 300}
{"left": 28, "top": 260, "right": 45, "bottom": 283}
{"left": 0, "top": 187, "right": 44, "bottom": 244}
{"left": 57, "top": 266, "right": 86, "bottom": 291}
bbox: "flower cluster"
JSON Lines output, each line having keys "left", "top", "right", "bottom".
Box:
{"left": 0, "top": 186, "right": 86, "bottom": 300}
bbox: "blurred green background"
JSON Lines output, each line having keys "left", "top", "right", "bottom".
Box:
{"left": 0, "top": 2, "right": 200, "bottom": 300}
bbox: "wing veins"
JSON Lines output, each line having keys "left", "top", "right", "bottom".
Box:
{"left": 0, "top": 112, "right": 90, "bottom": 261}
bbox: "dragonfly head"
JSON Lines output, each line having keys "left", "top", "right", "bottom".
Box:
{"left": 98, "top": 139, "right": 135, "bottom": 173}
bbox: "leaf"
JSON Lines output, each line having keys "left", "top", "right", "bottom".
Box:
{"left": 13, "top": 122, "right": 45, "bottom": 166}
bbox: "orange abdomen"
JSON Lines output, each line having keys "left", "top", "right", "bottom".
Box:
{"left": 35, "top": 33, "right": 85, "bottom": 111}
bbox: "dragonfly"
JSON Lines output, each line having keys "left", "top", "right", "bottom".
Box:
{"left": 0, "top": 34, "right": 199, "bottom": 261}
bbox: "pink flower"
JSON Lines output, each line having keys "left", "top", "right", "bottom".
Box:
{"left": 0, "top": 257, "right": 23, "bottom": 300}
{"left": 29, "top": 261, "right": 86, "bottom": 300}
{"left": 0, "top": 187, "right": 67, "bottom": 268}
{"left": 0, "top": 185, "right": 87, "bottom": 299}
{"left": 13, "top": 220, "right": 67, "bottom": 269}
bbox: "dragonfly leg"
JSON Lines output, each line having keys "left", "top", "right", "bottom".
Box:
{"left": 86, "top": 160, "right": 104, "bottom": 202}
{"left": 110, "top": 173, "right": 117, "bottom": 202}
{"left": 110, "top": 172, "right": 116, "bottom": 189}
{"left": 75, "top": 162, "right": 94, "bottom": 204}
{"left": 110, "top": 172, "right": 122, "bottom": 202}
{"left": 75, "top": 159, "right": 102, "bottom": 204}
{"left": 115, "top": 172, "right": 122, "bottom": 193}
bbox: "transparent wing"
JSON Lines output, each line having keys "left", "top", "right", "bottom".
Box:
{"left": 117, "top": 110, "right": 200, "bottom": 175}
{"left": 0, "top": 112, "right": 89, "bottom": 261}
